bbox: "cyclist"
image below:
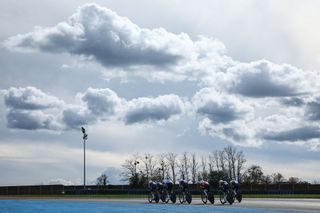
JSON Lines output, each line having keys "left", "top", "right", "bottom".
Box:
{"left": 178, "top": 180, "right": 192, "bottom": 204}
{"left": 179, "top": 180, "right": 188, "bottom": 193}
{"left": 219, "top": 180, "right": 229, "bottom": 193}
{"left": 199, "top": 180, "right": 214, "bottom": 204}
{"left": 147, "top": 180, "right": 160, "bottom": 203}
{"left": 230, "top": 180, "right": 242, "bottom": 203}
{"left": 218, "top": 179, "right": 233, "bottom": 204}
{"left": 161, "top": 179, "right": 176, "bottom": 203}
{"left": 230, "top": 180, "right": 239, "bottom": 192}
{"left": 163, "top": 179, "right": 173, "bottom": 193}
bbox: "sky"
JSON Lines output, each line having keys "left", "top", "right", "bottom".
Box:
{"left": 0, "top": 0, "right": 319, "bottom": 185}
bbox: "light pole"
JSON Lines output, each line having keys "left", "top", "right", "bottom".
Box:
{"left": 81, "top": 127, "right": 88, "bottom": 190}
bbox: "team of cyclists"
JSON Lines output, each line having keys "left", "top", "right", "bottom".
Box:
{"left": 147, "top": 178, "right": 242, "bottom": 205}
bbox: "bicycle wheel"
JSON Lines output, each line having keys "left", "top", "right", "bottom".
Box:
{"left": 154, "top": 192, "right": 160, "bottom": 203}
{"left": 186, "top": 192, "right": 192, "bottom": 204}
{"left": 200, "top": 191, "right": 207, "bottom": 204}
{"left": 219, "top": 190, "right": 226, "bottom": 205}
{"left": 160, "top": 191, "right": 166, "bottom": 203}
{"left": 236, "top": 192, "right": 242, "bottom": 203}
{"left": 165, "top": 191, "right": 170, "bottom": 203}
{"left": 170, "top": 193, "right": 177, "bottom": 204}
{"left": 208, "top": 191, "right": 215, "bottom": 204}
{"left": 226, "top": 190, "right": 235, "bottom": 205}
{"left": 178, "top": 192, "right": 185, "bottom": 204}
{"left": 148, "top": 192, "right": 153, "bottom": 203}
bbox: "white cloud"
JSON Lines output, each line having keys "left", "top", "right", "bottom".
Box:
{"left": 81, "top": 87, "right": 124, "bottom": 117}
{"left": 3, "top": 3, "right": 230, "bottom": 82}
{"left": 211, "top": 60, "right": 319, "bottom": 98}
{"left": 3, "top": 4, "right": 208, "bottom": 67}
{"left": 124, "top": 94, "right": 185, "bottom": 124}
{"left": 2, "top": 3, "right": 320, "bottom": 151}
{"left": 193, "top": 87, "right": 253, "bottom": 123}
{"left": 5, "top": 4, "right": 319, "bottom": 98}
{"left": 2, "top": 86, "right": 63, "bottom": 110}
{"left": 2, "top": 86, "right": 186, "bottom": 130}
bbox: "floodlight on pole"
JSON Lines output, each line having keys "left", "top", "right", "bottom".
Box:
{"left": 81, "top": 126, "right": 88, "bottom": 189}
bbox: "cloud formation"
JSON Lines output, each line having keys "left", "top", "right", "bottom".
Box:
{"left": 2, "top": 4, "right": 320, "bottom": 150}
{"left": 81, "top": 88, "right": 123, "bottom": 116}
{"left": 124, "top": 94, "right": 184, "bottom": 124}
{"left": 4, "top": 3, "right": 210, "bottom": 68}
{"left": 3, "top": 3, "right": 230, "bottom": 82}
{"left": 5, "top": 4, "right": 318, "bottom": 99}
{"left": 193, "top": 88, "right": 253, "bottom": 123}
{"left": 217, "top": 60, "right": 317, "bottom": 98}
{"left": 6, "top": 109, "right": 61, "bottom": 130}
{"left": 306, "top": 98, "right": 320, "bottom": 121}
{"left": 2, "top": 87, "right": 64, "bottom": 130}
{"left": 2, "top": 86, "right": 185, "bottom": 130}
{"left": 3, "top": 87, "right": 63, "bottom": 110}
{"left": 263, "top": 126, "right": 320, "bottom": 142}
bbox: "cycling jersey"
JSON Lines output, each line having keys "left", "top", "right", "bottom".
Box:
{"left": 199, "top": 180, "right": 210, "bottom": 190}
{"left": 179, "top": 180, "right": 188, "bottom": 191}
{"left": 148, "top": 181, "right": 157, "bottom": 191}
{"left": 162, "top": 179, "right": 173, "bottom": 191}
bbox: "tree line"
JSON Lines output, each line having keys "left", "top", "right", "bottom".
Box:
{"left": 96, "top": 146, "right": 303, "bottom": 186}
{"left": 121, "top": 146, "right": 246, "bottom": 187}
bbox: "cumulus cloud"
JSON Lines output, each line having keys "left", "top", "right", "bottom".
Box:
{"left": 124, "top": 94, "right": 184, "bottom": 124}
{"left": 2, "top": 86, "right": 185, "bottom": 130}
{"left": 198, "top": 118, "right": 259, "bottom": 147}
{"left": 2, "top": 87, "right": 64, "bottom": 130}
{"left": 81, "top": 87, "right": 123, "bottom": 116}
{"left": 193, "top": 88, "right": 253, "bottom": 124}
{"left": 216, "top": 60, "right": 317, "bottom": 98}
{"left": 4, "top": 3, "right": 210, "bottom": 68}
{"left": 3, "top": 4, "right": 320, "bottom": 150}
{"left": 192, "top": 88, "right": 258, "bottom": 146}
{"left": 306, "top": 97, "right": 320, "bottom": 121}
{"left": 4, "top": 3, "right": 318, "bottom": 98}
{"left": 2, "top": 87, "right": 63, "bottom": 110}
{"left": 6, "top": 109, "right": 61, "bottom": 130}
{"left": 62, "top": 106, "right": 92, "bottom": 129}
{"left": 262, "top": 126, "right": 320, "bottom": 142}
{"left": 281, "top": 97, "right": 305, "bottom": 107}
{"left": 3, "top": 3, "right": 230, "bottom": 82}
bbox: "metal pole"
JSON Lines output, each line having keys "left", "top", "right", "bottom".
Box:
{"left": 84, "top": 138, "right": 86, "bottom": 189}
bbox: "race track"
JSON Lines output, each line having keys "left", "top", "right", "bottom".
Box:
{"left": 0, "top": 197, "right": 319, "bottom": 212}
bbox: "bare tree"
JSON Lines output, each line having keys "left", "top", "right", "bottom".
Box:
{"left": 179, "top": 152, "right": 190, "bottom": 181}
{"left": 288, "top": 177, "right": 299, "bottom": 184}
{"left": 157, "top": 153, "right": 168, "bottom": 180}
{"left": 121, "top": 154, "right": 140, "bottom": 182}
{"left": 224, "top": 146, "right": 237, "bottom": 180}
{"left": 261, "top": 175, "right": 272, "bottom": 184}
{"left": 272, "top": 172, "right": 285, "bottom": 183}
{"left": 121, "top": 154, "right": 143, "bottom": 186}
{"left": 208, "top": 153, "right": 214, "bottom": 172}
{"left": 200, "top": 156, "right": 208, "bottom": 180}
{"left": 245, "top": 165, "right": 264, "bottom": 184}
{"left": 141, "top": 153, "right": 157, "bottom": 180}
{"left": 213, "top": 151, "right": 220, "bottom": 171}
{"left": 166, "top": 152, "right": 178, "bottom": 184}
{"left": 96, "top": 173, "right": 109, "bottom": 186}
{"left": 218, "top": 150, "right": 227, "bottom": 174}
{"left": 191, "top": 153, "right": 199, "bottom": 184}
{"left": 236, "top": 150, "right": 246, "bottom": 182}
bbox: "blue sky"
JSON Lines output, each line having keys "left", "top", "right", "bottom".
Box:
{"left": 0, "top": 0, "right": 319, "bottom": 185}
